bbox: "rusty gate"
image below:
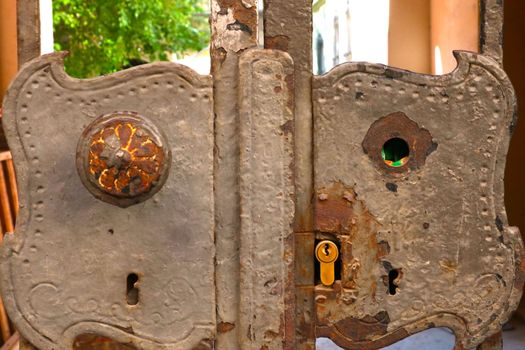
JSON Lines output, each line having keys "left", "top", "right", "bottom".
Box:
{"left": 0, "top": 0, "right": 523, "bottom": 349}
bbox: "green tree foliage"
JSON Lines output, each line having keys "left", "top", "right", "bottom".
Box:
{"left": 53, "top": 0, "right": 209, "bottom": 78}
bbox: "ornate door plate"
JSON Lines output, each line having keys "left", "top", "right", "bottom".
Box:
{"left": 0, "top": 53, "right": 215, "bottom": 349}
{"left": 313, "top": 51, "right": 525, "bottom": 350}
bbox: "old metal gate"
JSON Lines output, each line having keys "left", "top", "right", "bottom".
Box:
{"left": 0, "top": 0, "right": 524, "bottom": 349}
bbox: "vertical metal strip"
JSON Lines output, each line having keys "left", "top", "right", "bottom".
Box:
{"left": 210, "top": 1, "right": 258, "bottom": 349}
{"left": 264, "top": 0, "right": 313, "bottom": 233}
{"left": 480, "top": 0, "right": 504, "bottom": 66}
{"left": 238, "top": 49, "right": 295, "bottom": 350}
{"left": 263, "top": 1, "right": 315, "bottom": 348}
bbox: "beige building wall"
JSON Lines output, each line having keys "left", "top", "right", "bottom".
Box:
{"left": 0, "top": 0, "right": 18, "bottom": 101}
{"left": 431, "top": 0, "right": 479, "bottom": 74}
{"left": 389, "top": 0, "right": 432, "bottom": 74}
{"left": 388, "top": 0, "right": 479, "bottom": 75}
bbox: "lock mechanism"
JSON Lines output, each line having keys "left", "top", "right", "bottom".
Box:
{"left": 315, "top": 240, "right": 339, "bottom": 286}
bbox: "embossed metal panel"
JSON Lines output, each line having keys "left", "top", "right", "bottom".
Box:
{"left": 313, "top": 52, "right": 525, "bottom": 350}
{"left": 238, "top": 49, "right": 295, "bottom": 350}
{"left": 0, "top": 53, "right": 215, "bottom": 349}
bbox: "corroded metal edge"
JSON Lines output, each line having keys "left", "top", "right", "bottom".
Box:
{"left": 313, "top": 50, "right": 525, "bottom": 350}
{"left": 0, "top": 52, "right": 214, "bottom": 350}
{"left": 238, "top": 48, "right": 295, "bottom": 350}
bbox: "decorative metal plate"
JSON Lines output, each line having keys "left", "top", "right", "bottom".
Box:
{"left": 0, "top": 53, "right": 215, "bottom": 350}
{"left": 313, "top": 52, "right": 525, "bottom": 350}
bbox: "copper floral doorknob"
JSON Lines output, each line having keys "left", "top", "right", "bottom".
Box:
{"left": 76, "top": 111, "right": 171, "bottom": 207}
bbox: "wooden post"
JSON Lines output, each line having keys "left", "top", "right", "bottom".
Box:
{"left": 0, "top": 0, "right": 18, "bottom": 99}
{"left": 17, "top": 0, "right": 40, "bottom": 68}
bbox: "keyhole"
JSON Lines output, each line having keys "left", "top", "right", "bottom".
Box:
{"left": 388, "top": 269, "right": 401, "bottom": 295}
{"left": 126, "top": 273, "right": 139, "bottom": 305}
{"left": 323, "top": 243, "right": 330, "bottom": 256}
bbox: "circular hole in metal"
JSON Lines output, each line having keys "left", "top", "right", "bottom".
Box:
{"left": 382, "top": 138, "right": 409, "bottom": 167}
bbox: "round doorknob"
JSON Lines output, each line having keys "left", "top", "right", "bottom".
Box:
{"left": 76, "top": 111, "right": 171, "bottom": 207}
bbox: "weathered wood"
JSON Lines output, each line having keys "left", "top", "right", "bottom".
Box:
{"left": 5, "top": 159, "right": 18, "bottom": 217}
{"left": 0, "top": 296, "right": 10, "bottom": 342}
{"left": 17, "top": 0, "right": 40, "bottom": 67}
{"left": 0, "top": 332, "right": 19, "bottom": 350}
{"left": 0, "top": 158, "right": 13, "bottom": 235}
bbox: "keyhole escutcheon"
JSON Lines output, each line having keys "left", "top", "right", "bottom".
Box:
{"left": 315, "top": 240, "right": 339, "bottom": 286}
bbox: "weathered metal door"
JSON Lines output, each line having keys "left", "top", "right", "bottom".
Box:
{"left": 1, "top": 0, "right": 524, "bottom": 350}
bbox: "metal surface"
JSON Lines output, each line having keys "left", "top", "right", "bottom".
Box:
{"left": 1, "top": 53, "right": 215, "bottom": 349}
{"left": 315, "top": 241, "right": 339, "bottom": 287}
{"left": 210, "top": 0, "right": 258, "bottom": 348}
{"left": 262, "top": 2, "right": 316, "bottom": 349}
{"left": 76, "top": 112, "right": 171, "bottom": 207}
{"left": 238, "top": 49, "right": 295, "bottom": 350}
{"left": 313, "top": 51, "right": 524, "bottom": 350}
{"left": 2, "top": 1, "right": 523, "bottom": 350}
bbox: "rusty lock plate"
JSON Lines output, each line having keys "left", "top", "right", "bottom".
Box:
{"left": 313, "top": 52, "right": 525, "bottom": 349}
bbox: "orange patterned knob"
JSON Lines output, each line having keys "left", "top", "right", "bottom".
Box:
{"left": 77, "top": 112, "right": 170, "bottom": 207}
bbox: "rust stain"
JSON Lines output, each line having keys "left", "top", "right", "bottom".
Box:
{"left": 87, "top": 120, "right": 165, "bottom": 198}
{"left": 478, "top": 331, "right": 502, "bottom": 350}
{"left": 73, "top": 334, "right": 137, "bottom": 349}
{"left": 265, "top": 35, "right": 291, "bottom": 52}
{"left": 264, "top": 329, "right": 280, "bottom": 339}
{"left": 334, "top": 311, "right": 390, "bottom": 341}
{"left": 339, "top": 237, "right": 358, "bottom": 291}
{"left": 280, "top": 120, "right": 293, "bottom": 136}
{"left": 217, "top": 322, "right": 236, "bottom": 333}
{"left": 515, "top": 250, "right": 525, "bottom": 289}
{"left": 315, "top": 182, "right": 377, "bottom": 236}
{"left": 362, "top": 111, "right": 436, "bottom": 175}
{"left": 377, "top": 241, "right": 391, "bottom": 257}
{"left": 439, "top": 259, "right": 458, "bottom": 274}
{"left": 215, "top": 0, "right": 257, "bottom": 37}
{"left": 314, "top": 182, "right": 400, "bottom": 346}
{"left": 210, "top": 0, "right": 257, "bottom": 70}
{"left": 370, "top": 280, "right": 377, "bottom": 301}
{"left": 284, "top": 72, "right": 295, "bottom": 112}
{"left": 283, "top": 224, "right": 296, "bottom": 350}
{"left": 316, "top": 322, "right": 409, "bottom": 350}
